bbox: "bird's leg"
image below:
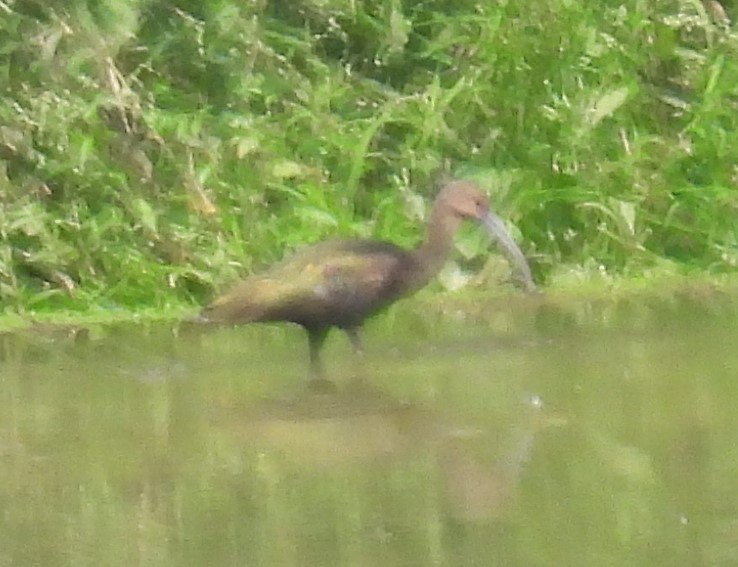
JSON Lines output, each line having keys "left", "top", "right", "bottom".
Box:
{"left": 345, "top": 327, "right": 364, "bottom": 356}
{"left": 345, "top": 327, "right": 369, "bottom": 383}
{"left": 307, "top": 327, "right": 329, "bottom": 380}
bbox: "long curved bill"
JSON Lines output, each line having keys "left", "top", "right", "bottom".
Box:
{"left": 482, "top": 213, "right": 536, "bottom": 292}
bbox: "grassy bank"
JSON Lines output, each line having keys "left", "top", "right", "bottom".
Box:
{"left": 1, "top": 0, "right": 737, "bottom": 316}
{"left": 3, "top": 267, "right": 738, "bottom": 335}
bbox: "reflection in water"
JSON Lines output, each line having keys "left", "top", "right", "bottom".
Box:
{"left": 214, "top": 379, "right": 561, "bottom": 525}
{"left": 4, "top": 292, "right": 738, "bottom": 565}
{"left": 439, "top": 396, "right": 560, "bottom": 524}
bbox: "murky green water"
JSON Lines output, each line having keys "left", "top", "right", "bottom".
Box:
{"left": 2, "top": 291, "right": 738, "bottom": 566}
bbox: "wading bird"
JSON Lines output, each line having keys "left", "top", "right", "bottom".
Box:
{"left": 200, "top": 180, "right": 535, "bottom": 377}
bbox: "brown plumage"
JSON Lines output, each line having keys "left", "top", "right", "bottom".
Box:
{"left": 201, "top": 180, "right": 535, "bottom": 377}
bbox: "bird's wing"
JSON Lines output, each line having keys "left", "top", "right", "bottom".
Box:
{"left": 271, "top": 243, "right": 408, "bottom": 321}
{"left": 202, "top": 241, "right": 408, "bottom": 326}
{"left": 201, "top": 274, "right": 298, "bottom": 324}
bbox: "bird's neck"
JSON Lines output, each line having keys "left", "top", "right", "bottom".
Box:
{"left": 409, "top": 206, "right": 462, "bottom": 291}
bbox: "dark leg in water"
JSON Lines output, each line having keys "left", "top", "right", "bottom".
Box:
{"left": 345, "top": 326, "right": 370, "bottom": 383}
{"left": 307, "top": 327, "right": 330, "bottom": 379}
{"left": 345, "top": 327, "right": 364, "bottom": 356}
{"left": 306, "top": 327, "right": 338, "bottom": 393}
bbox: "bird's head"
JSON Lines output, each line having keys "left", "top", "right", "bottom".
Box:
{"left": 438, "top": 180, "right": 491, "bottom": 221}
{"left": 438, "top": 179, "right": 536, "bottom": 292}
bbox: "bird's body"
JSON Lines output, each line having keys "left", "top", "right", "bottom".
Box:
{"left": 201, "top": 180, "right": 535, "bottom": 377}
{"left": 203, "top": 239, "right": 416, "bottom": 331}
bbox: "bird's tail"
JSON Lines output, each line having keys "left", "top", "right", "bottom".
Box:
{"left": 198, "top": 290, "right": 266, "bottom": 325}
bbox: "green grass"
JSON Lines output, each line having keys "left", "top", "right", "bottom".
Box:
{"left": 1, "top": 0, "right": 738, "bottom": 316}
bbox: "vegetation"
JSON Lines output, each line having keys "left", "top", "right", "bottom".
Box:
{"left": 1, "top": 0, "right": 738, "bottom": 316}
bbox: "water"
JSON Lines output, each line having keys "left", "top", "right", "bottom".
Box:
{"left": 2, "top": 290, "right": 738, "bottom": 566}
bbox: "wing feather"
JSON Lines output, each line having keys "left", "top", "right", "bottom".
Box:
{"left": 201, "top": 240, "right": 411, "bottom": 327}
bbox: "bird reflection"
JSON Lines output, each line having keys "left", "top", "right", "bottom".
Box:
{"left": 211, "top": 379, "right": 563, "bottom": 524}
